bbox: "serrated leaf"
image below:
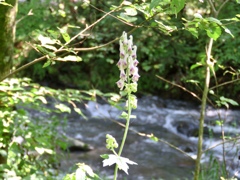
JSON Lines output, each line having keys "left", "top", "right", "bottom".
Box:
{"left": 102, "top": 154, "right": 137, "bottom": 175}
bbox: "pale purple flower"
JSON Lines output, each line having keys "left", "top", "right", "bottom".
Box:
{"left": 128, "top": 35, "right": 133, "bottom": 52}
{"left": 133, "top": 59, "right": 139, "bottom": 66}
{"left": 120, "top": 69, "right": 126, "bottom": 80}
{"left": 132, "top": 68, "right": 140, "bottom": 82}
{"left": 116, "top": 32, "right": 140, "bottom": 89}
{"left": 116, "top": 79, "right": 125, "bottom": 90}
{"left": 132, "top": 45, "right": 137, "bottom": 59}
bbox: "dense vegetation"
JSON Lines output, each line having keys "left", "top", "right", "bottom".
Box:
{"left": 0, "top": 0, "right": 240, "bottom": 179}
{"left": 15, "top": 0, "right": 240, "bottom": 102}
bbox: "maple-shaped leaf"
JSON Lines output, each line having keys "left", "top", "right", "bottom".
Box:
{"left": 102, "top": 154, "right": 137, "bottom": 174}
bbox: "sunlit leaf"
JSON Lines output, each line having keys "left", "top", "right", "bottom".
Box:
{"left": 206, "top": 23, "right": 222, "bottom": 40}
{"left": 118, "top": 13, "right": 138, "bottom": 22}
{"left": 150, "top": 134, "right": 158, "bottom": 142}
{"left": 38, "top": 34, "right": 56, "bottom": 45}
{"left": 56, "top": 55, "right": 82, "bottom": 62}
{"left": 102, "top": 154, "right": 137, "bottom": 174}
{"left": 206, "top": 17, "right": 222, "bottom": 25}
{"left": 42, "top": 60, "right": 52, "bottom": 68}
{"left": 190, "top": 62, "right": 203, "bottom": 70}
{"left": 124, "top": 7, "right": 137, "bottom": 16}
{"left": 55, "top": 103, "right": 71, "bottom": 113}
{"left": 34, "top": 96, "right": 47, "bottom": 104}
{"left": 0, "top": 2, "right": 12, "bottom": 7}
{"left": 222, "top": 26, "right": 234, "bottom": 38}
{"left": 122, "top": 1, "right": 132, "bottom": 5}
{"left": 75, "top": 168, "right": 86, "bottom": 180}
{"left": 187, "top": 27, "right": 199, "bottom": 38}
{"left": 58, "top": 27, "right": 71, "bottom": 43}
{"left": 42, "top": 44, "right": 57, "bottom": 51}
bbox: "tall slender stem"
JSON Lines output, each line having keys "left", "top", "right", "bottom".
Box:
{"left": 194, "top": 38, "right": 213, "bottom": 180}
{"left": 114, "top": 55, "right": 132, "bottom": 180}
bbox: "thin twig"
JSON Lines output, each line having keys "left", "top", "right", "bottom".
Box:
{"left": 156, "top": 75, "right": 202, "bottom": 102}
{"left": 210, "top": 78, "right": 240, "bottom": 90}
{"left": 58, "top": 2, "right": 124, "bottom": 50}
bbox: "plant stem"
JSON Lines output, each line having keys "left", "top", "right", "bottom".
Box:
{"left": 114, "top": 56, "right": 132, "bottom": 180}
{"left": 194, "top": 38, "right": 213, "bottom": 180}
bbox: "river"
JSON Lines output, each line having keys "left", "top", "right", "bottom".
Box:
{"left": 58, "top": 96, "right": 240, "bottom": 180}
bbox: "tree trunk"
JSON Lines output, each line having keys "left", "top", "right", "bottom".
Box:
{"left": 0, "top": 0, "right": 18, "bottom": 79}
{"left": 0, "top": 0, "right": 18, "bottom": 165}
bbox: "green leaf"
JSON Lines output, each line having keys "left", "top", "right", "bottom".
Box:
{"left": 206, "top": 23, "right": 222, "bottom": 40}
{"left": 100, "top": 154, "right": 109, "bottom": 159}
{"left": 42, "top": 60, "right": 52, "bottom": 68}
{"left": 55, "top": 103, "right": 71, "bottom": 113}
{"left": 206, "top": 17, "right": 222, "bottom": 25}
{"left": 102, "top": 154, "right": 137, "bottom": 174}
{"left": 170, "top": 0, "right": 185, "bottom": 16}
{"left": 42, "top": 44, "right": 57, "bottom": 51}
{"left": 124, "top": 7, "right": 137, "bottom": 16}
{"left": 149, "top": 0, "right": 161, "bottom": 10}
{"left": 120, "top": 112, "right": 128, "bottom": 119}
{"left": 220, "top": 96, "right": 239, "bottom": 106}
{"left": 187, "top": 27, "right": 199, "bottom": 38}
{"left": 34, "top": 96, "right": 47, "bottom": 104}
{"left": 58, "top": 27, "right": 71, "bottom": 43}
{"left": 75, "top": 168, "right": 86, "bottom": 180}
{"left": 0, "top": 2, "right": 13, "bottom": 7}
{"left": 74, "top": 107, "right": 87, "bottom": 119}
{"left": 150, "top": 134, "right": 158, "bottom": 142}
{"left": 190, "top": 62, "right": 203, "bottom": 70}
{"left": 222, "top": 26, "right": 234, "bottom": 38}
{"left": 118, "top": 13, "right": 138, "bottom": 22}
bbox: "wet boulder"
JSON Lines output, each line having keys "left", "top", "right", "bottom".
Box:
{"left": 174, "top": 121, "right": 212, "bottom": 137}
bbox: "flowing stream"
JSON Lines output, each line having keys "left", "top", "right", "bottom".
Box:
{"left": 59, "top": 96, "right": 240, "bottom": 180}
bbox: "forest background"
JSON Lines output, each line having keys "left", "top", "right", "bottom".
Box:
{"left": 0, "top": 0, "right": 240, "bottom": 179}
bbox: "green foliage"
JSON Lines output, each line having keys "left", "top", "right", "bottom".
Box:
{"left": 199, "top": 154, "right": 229, "bottom": 180}
{"left": 0, "top": 78, "right": 109, "bottom": 179}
